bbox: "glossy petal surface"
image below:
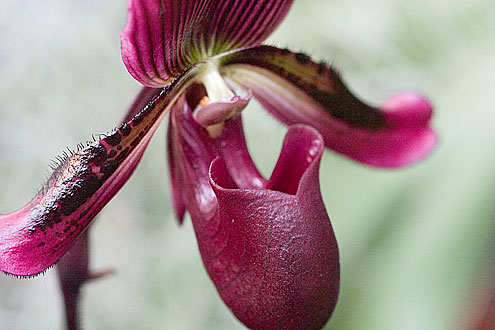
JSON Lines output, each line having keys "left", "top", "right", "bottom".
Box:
{"left": 121, "top": 0, "right": 293, "bottom": 87}
{"left": 0, "top": 67, "right": 198, "bottom": 276}
{"left": 220, "top": 46, "right": 437, "bottom": 167}
{"left": 168, "top": 98, "right": 339, "bottom": 329}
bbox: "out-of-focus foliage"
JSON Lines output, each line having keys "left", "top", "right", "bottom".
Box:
{"left": 0, "top": 0, "right": 493, "bottom": 329}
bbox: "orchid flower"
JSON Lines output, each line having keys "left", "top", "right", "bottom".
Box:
{"left": 0, "top": 0, "right": 436, "bottom": 329}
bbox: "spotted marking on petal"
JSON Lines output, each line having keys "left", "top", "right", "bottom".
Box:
{"left": 0, "top": 65, "right": 202, "bottom": 277}
{"left": 219, "top": 45, "right": 387, "bottom": 130}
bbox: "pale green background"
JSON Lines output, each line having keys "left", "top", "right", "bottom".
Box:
{"left": 0, "top": 0, "right": 494, "bottom": 329}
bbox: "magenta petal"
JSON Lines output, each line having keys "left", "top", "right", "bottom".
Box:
{"left": 220, "top": 45, "right": 437, "bottom": 168}
{"left": 267, "top": 125, "right": 325, "bottom": 195}
{"left": 0, "top": 70, "right": 196, "bottom": 276}
{"left": 167, "top": 95, "right": 222, "bottom": 221}
{"left": 169, "top": 99, "right": 339, "bottom": 329}
{"left": 166, "top": 99, "right": 190, "bottom": 224}
{"left": 214, "top": 110, "right": 265, "bottom": 189}
{"left": 0, "top": 138, "right": 152, "bottom": 276}
{"left": 121, "top": 0, "right": 294, "bottom": 87}
{"left": 167, "top": 93, "right": 265, "bottom": 221}
{"left": 166, "top": 90, "right": 261, "bottom": 224}
{"left": 0, "top": 127, "right": 152, "bottom": 277}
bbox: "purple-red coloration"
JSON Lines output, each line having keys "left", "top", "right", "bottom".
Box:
{"left": 57, "top": 231, "right": 113, "bottom": 330}
{"left": 0, "top": 68, "right": 197, "bottom": 276}
{"left": 1, "top": 0, "right": 437, "bottom": 329}
{"left": 121, "top": 0, "right": 293, "bottom": 87}
{"left": 168, "top": 97, "right": 339, "bottom": 329}
{"left": 193, "top": 92, "right": 251, "bottom": 128}
{"left": 220, "top": 46, "right": 436, "bottom": 167}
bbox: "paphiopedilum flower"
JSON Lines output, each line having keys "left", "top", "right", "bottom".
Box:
{"left": 169, "top": 94, "right": 339, "bottom": 329}
{"left": 0, "top": 0, "right": 436, "bottom": 329}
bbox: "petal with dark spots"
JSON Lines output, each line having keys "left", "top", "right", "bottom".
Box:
{"left": 0, "top": 66, "right": 199, "bottom": 276}
{"left": 219, "top": 45, "right": 437, "bottom": 168}
{"left": 122, "top": 86, "right": 162, "bottom": 123}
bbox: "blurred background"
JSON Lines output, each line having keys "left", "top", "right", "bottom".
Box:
{"left": 0, "top": 0, "right": 494, "bottom": 329}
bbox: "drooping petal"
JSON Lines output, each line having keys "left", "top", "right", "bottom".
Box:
{"left": 121, "top": 0, "right": 293, "bottom": 87}
{"left": 167, "top": 95, "right": 220, "bottom": 222}
{"left": 55, "top": 87, "right": 158, "bottom": 328}
{"left": 219, "top": 45, "right": 437, "bottom": 168}
{"left": 166, "top": 99, "right": 190, "bottom": 224}
{"left": 0, "top": 67, "right": 199, "bottom": 276}
{"left": 167, "top": 87, "right": 264, "bottom": 223}
{"left": 168, "top": 99, "right": 339, "bottom": 329}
